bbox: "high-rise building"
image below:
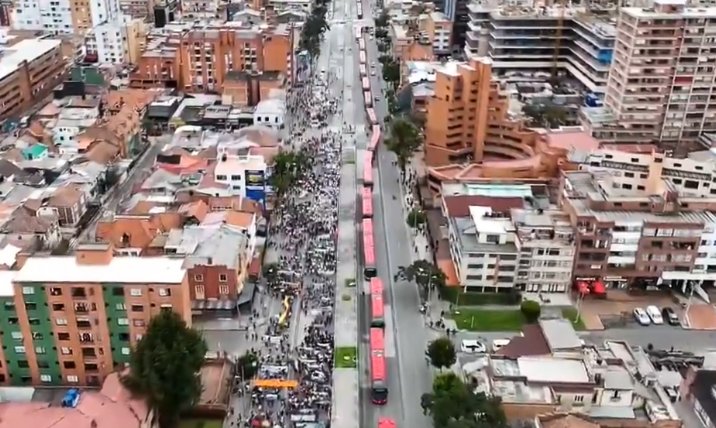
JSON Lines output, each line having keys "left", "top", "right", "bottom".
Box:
{"left": 11, "top": 0, "right": 120, "bottom": 34}
{"left": 582, "top": 0, "right": 716, "bottom": 147}
{"left": 0, "top": 244, "right": 190, "bottom": 386}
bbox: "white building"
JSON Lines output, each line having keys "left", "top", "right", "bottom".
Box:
{"left": 267, "top": 0, "right": 312, "bottom": 13}
{"left": 52, "top": 106, "right": 100, "bottom": 153}
{"left": 213, "top": 155, "right": 269, "bottom": 200}
{"left": 428, "top": 12, "right": 451, "bottom": 55}
{"left": 84, "top": 16, "right": 135, "bottom": 64}
{"left": 253, "top": 99, "right": 286, "bottom": 130}
{"left": 12, "top": 0, "right": 120, "bottom": 35}
{"left": 446, "top": 202, "right": 575, "bottom": 293}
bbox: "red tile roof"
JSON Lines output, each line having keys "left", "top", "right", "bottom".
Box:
{"left": 496, "top": 324, "right": 551, "bottom": 359}
{"left": 443, "top": 195, "right": 524, "bottom": 217}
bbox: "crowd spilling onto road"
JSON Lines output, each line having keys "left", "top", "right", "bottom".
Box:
{"left": 229, "top": 71, "right": 343, "bottom": 428}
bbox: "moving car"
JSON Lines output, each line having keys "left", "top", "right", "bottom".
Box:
{"left": 460, "top": 339, "right": 486, "bottom": 354}
{"left": 646, "top": 305, "right": 663, "bottom": 324}
{"left": 662, "top": 307, "right": 680, "bottom": 326}
{"left": 633, "top": 307, "right": 651, "bottom": 326}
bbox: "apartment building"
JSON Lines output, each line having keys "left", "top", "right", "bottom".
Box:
{"left": 2, "top": 243, "right": 189, "bottom": 386}
{"left": 443, "top": 189, "right": 575, "bottom": 293}
{"left": 12, "top": 0, "right": 120, "bottom": 34}
{"left": 582, "top": 0, "right": 716, "bottom": 147}
{"left": 422, "top": 12, "right": 453, "bottom": 55}
{"left": 0, "top": 38, "right": 67, "bottom": 122}
{"left": 130, "top": 21, "right": 291, "bottom": 92}
{"left": 181, "top": 0, "right": 221, "bottom": 18}
{"left": 84, "top": 15, "right": 145, "bottom": 64}
{"left": 464, "top": 2, "right": 616, "bottom": 93}
{"left": 561, "top": 164, "right": 716, "bottom": 290}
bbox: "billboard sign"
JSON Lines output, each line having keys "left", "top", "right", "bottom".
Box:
{"left": 245, "top": 169, "right": 266, "bottom": 205}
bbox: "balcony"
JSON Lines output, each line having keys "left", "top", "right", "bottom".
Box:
{"left": 79, "top": 332, "right": 94, "bottom": 344}
{"left": 76, "top": 318, "right": 92, "bottom": 329}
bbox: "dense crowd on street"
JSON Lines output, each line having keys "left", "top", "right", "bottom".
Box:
{"left": 227, "top": 69, "right": 344, "bottom": 428}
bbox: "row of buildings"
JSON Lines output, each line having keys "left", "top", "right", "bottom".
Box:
{"left": 388, "top": 0, "right": 716, "bottom": 149}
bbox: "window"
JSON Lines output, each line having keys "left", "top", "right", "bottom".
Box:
{"left": 219, "top": 284, "right": 230, "bottom": 295}
{"left": 40, "top": 374, "right": 52, "bottom": 382}
{"left": 115, "top": 303, "right": 126, "bottom": 310}
{"left": 130, "top": 288, "right": 142, "bottom": 296}
{"left": 55, "top": 318, "right": 68, "bottom": 325}
{"left": 52, "top": 303, "right": 65, "bottom": 311}
{"left": 216, "top": 174, "right": 227, "bottom": 180}
{"left": 194, "top": 274, "right": 204, "bottom": 282}
{"left": 58, "top": 333, "right": 70, "bottom": 341}
{"left": 230, "top": 175, "right": 241, "bottom": 181}
{"left": 131, "top": 305, "right": 144, "bottom": 312}
{"left": 14, "top": 346, "right": 25, "bottom": 354}
{"left": 35, "top": 346, "right": 46, "bottom": 354}
{"left": 60, "top": 347, "right": 72, "bottom": 355}
{"left": 121, "top": 347, "right": 131, "bottom": 355}
{"left": 133, "top": 319, "right": 146, "bottom": 327}
{"left": 112, "top": 287, "right": 124, "bottom": 296}
{"left": 117, "top": 318, "right": 129, "bottom": 326}
{"left": 18, "top": 360, "right": 29, "bottom": 368}
{"left": 10, "top": 332, "right": 22, "bottom": 340}
{"left": 219, "top": 274, "right": 228, "bottom": 282}
{"left": 21, "top": 286, "right": 34, "bottom": 295}
{"left": 63, "top": 361, "right": 76, "bottom": 369}
{"left": 67, "top": 375, "right": 79, "bottom": 383}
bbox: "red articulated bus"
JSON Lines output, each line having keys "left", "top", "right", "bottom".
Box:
{"left": 369, "top": 125, "right": 381, "bottom": 152}
{"left": 362, "top": 186, "right": 373, "bottom": 218}
{"left": 359, "top": 50, "right": 366, "bottom": 64}
{"left": 363, "top": 152, "right": 373, "bottom": 186}
{"left": 362, "top": 77, "right": 371, "bottom": 91}
{"left": 378, "top": 418, "right": 396, "bottom": 428}
{"left": 366, "top": 108, "right": 377, "bottom": 125}
{"left": 359, "top": 64, "right": 367, "bottom": 77}
{"left": 359, "top": 38, "right": 366, "bottom": 51}
{"left": 362, "top": 218, "right": 376, "bottom": 278}
{"left": 369, "top": 328, "right": 388, "bottom": 404}
{"left": 370, "top": 277, "right": 384, "bottom": 328}
{"left": 364, "top": 91, "right": 372, "bottom": 107}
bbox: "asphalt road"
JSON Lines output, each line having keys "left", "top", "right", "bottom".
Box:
{"left": 359, "top": 6, "right": 434, "bottom": 428}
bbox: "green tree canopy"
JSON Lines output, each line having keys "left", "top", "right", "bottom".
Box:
{"left": 121, "top": 311, "right": 208, "bottom": 428}
{"left": 375, "top": 9, "right": 390, "bottom": 27}
{"left": 237, "top": 351, "right": 260, "bottom": 379}
{"left": 427, "top": 337, "right": 457, "bottom": 370}
{"left": 407, "top": 208, "right": 427, "bottom": 228}
{"left": 384, "top": 116, "right": 422, "bottom": 171}
{"left": 381, "top": 59, "right": 400, "bottom": 89}
{"left": 396, "top": 259, "right": 446, "bottom": 299}
{"left": 520, "top": 300, "right": 541, "bottom": 323}
{"left": 270, "top": 151, "right": 310, "bottom": 197}
{"left": 522, "top": 104, "right": 569, "bottom": 129}
{"left": 424, "top": 373, "right": 509, "bottom": 428}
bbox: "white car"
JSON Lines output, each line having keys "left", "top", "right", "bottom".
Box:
{"left": 646, "top": 305, "right": 664, "bottom": 324}
{"left": 633, "top": 307, "right": 651, "bottom": 326}
{"left": 491, "top": 339, "right": 510, "bottom": 353}
{"left": 371, "top": 70, "right": 376, "bottom": 76}
{"left": 460, "top": 339, "right": 486, "bottom": 354}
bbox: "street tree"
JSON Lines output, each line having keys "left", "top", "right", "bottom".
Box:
{"left": 270, "top": 151, "right": 310, "bottom": 197}
{"left": 407, "top": 208, "right": 427, "bottom": 228}
{"left": 121, "top": 311, "right": 208, "bottom": 428}
{"left": 237, "top": 351, "right": 260, "bottom": 379}
{"left": 423, "top": 373, "right": 509, "bottom": 428}
{"left": 262, "top": 262, "right": 279, "bottom": 283}
{"left": 427, "top": 337, "right": 456, "bottom": 370}
{"left": 375, "top": 9, "right": 390, "bottom": 27}
{"left": 375, "top": 28, "right": 389, "bottom": 39}
{"left": 396, "top": 259, "right": 446, "bottom": 299}
{"left": 381, "top": 59, "right": 401, "bottom": 89}
{"left": 522, "top": 103, "right": 569, "bottom": 129}
{"left": 378, "top": 54, "right": 392, "bottom": 65}
{"left": 520, "top": 300, "right": 541, "bottom": 323}
{"left": 384, "top": 116, "right": 422, "bottom": 171}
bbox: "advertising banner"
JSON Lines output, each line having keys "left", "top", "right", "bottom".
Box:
{"left": 245, "top": 169, "right": 266, "bottom": 205}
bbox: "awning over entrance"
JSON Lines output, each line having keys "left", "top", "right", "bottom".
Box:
{"left": 192, "top": 299, "right": 237, "bottom": 310}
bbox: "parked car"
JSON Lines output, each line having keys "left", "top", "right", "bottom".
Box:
{"left": 662, "top": 307, "right": 680, "bottom": 326}
{"left": 633, "top": 307, "right": 651, "bottom": 326}
{"left": 460, "top": 339, "right": 486, "bottom": 354}
{"left": 491, "top": 339, "right": 510, "bottom": 353}
{"left": 646, "top": 305, "right": 664, "bottom": 324}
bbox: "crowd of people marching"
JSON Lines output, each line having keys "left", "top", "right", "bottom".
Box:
{"left": 230, "top": 72, "right": 343, "bottom": 428}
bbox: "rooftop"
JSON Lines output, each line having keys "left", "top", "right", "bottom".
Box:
{"left": 15, "top": 256, "right": 186, "bottom": 284}
{"left": 0, "top": 39, "right": 60, "bottom": 81}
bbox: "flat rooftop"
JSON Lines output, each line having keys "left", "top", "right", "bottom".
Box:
{"left": 0, "top": 39, "right": 61, "bottom": 81}
{"left": 14, "top": 256, "right": 186, "bottom": 284}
